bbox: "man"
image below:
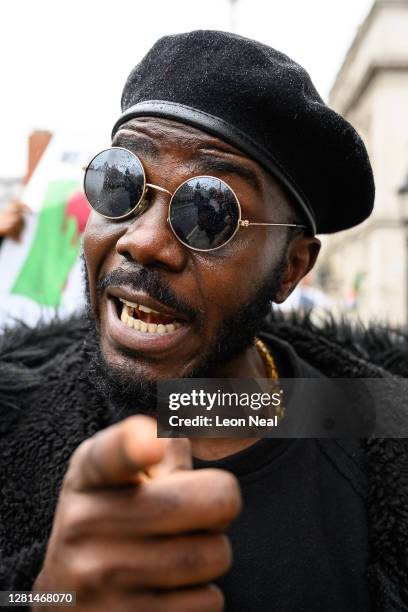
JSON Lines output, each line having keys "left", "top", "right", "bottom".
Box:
{"left": 1, "top": 30, "right": 407, "bottom": 612}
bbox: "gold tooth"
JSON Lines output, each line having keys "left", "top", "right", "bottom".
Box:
{"left": 120, "top": 298, "right": 184, "bottom": 324}
{"left": 119, "top": 297, "right": 138, "bottom": 308}
{"left": 121, "top": 302, "right": 183, "bottom": 331}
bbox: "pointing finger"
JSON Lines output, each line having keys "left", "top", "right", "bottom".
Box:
{"left": 66, "top": 415, "right": 167, "bottom": 490}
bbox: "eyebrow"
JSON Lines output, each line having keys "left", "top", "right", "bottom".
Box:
{"left": 112, "top": 133, "right": 160, "bottom": 159}
{"left": 192, "top": 155, "right": 261, "bottom": 192}
{"left": 112, "top": 133, "right": 261, "bottom": 191}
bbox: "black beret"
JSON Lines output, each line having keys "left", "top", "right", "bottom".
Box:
{"left": 112, "top": 30, "right": 375, "bottom": 234}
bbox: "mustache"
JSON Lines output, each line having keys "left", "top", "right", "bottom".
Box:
{"left": 97, "top": 266, "right": 198, "bottom": 322}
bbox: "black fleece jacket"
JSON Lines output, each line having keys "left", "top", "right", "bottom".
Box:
{"left": 0, "top": 313, "right": 408, "bottom": 611}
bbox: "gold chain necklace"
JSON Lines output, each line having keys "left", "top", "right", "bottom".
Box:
{"left": 254, "top": 337, "right": 285, "bottom": 423}
{"left": 254, "top": 337, "right": 279, "bottom": 379}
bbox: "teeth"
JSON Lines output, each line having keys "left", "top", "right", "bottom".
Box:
{"left": 120, "top": 302, "right": 182, "bottom": 334}
{"left": 121, "top": 308, "right": 129, "bottom": 324}
{"left": 119, "top": 298, "right": 138, "bottom": 308}
{"left": 139, "top": 304, "right": 160, "bottom": 314}
{"left": 119, "top": 298, "right": 160, "bottom": 315}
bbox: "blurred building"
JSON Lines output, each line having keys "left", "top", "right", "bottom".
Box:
{"left": 316, "top": 0, "right": 408, "bottom": 326}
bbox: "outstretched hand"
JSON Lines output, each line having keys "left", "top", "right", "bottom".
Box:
{"left": 33, "top": 415, "right": 242, "bottom": 611}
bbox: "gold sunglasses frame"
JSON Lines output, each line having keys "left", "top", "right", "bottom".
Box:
{"left": 83, "top": 147, "right": 308, "bottom": 252}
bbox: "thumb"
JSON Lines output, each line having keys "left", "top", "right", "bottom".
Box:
{"left": 9, "top": 200, "right": 32, "bottom": 214}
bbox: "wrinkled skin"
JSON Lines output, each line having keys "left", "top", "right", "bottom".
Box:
{"left": 33, "top": 118, "right": 320, "bottom": 610}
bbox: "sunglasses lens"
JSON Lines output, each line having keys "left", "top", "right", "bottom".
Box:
{"left": 169, "top": 177, "right": 240, "bottom": 251}
{"left": 84, "top": 148, "right": 145, "bottom": 218}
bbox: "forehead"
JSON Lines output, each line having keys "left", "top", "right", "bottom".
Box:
{"left": 112, "top": 116, "right": 250, "bottom": 156}
{"left": 111, "top": 117, "right": 291, "bottom": 214}
{"left": 112, "top": 117, "right": 261, "bottom": 182}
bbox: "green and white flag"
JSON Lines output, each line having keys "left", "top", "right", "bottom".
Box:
{"left": 0, "top": 135, "right": 102, "bottom": 327}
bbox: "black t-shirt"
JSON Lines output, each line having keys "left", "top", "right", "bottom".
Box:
{"left": 193, "top": 335, "right": 371, "bottom": 612}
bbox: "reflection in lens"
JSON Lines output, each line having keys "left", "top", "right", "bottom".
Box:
{"left": 169, "top": 177, "right": 240, "bottom": 250}
{"left": 84, "top": 148, "right": 145, "bottom": 218}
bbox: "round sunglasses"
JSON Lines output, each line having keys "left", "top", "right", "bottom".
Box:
{"left": 83, "top": 147, "right": 307, "bottom": 252}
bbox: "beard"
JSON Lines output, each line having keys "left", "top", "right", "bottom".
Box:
{"left": 82, "top": 251, "right": 287, "bottom": 420}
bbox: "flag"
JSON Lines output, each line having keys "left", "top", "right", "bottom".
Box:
{"left": 0, "top": 135, "right": 102, "bottom": 327}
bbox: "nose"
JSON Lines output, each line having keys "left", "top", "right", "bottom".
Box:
{"left": 115, "top": 191, "right": 188, "bottom": 272}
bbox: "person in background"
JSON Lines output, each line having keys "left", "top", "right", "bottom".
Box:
{"left": 0, "top": 200, "right": 29, "bottom": 242}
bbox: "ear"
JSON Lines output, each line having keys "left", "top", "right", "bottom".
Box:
{"left": 274, "top": 235, "right": 321, "bottom": 303}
